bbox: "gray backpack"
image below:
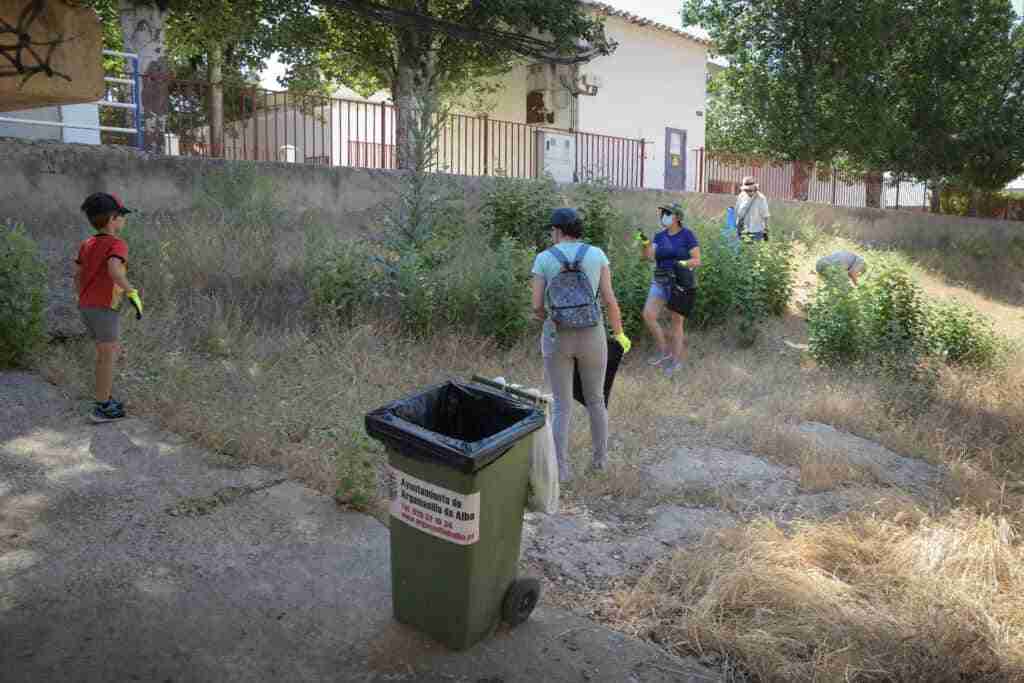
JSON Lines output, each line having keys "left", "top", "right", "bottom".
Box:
{"left": 546, "top": 245, "right": 600, "bottom": 328}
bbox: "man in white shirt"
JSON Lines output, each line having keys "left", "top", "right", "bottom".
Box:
{"left": 735, "top": 176, "right": 770, "bottom": 241}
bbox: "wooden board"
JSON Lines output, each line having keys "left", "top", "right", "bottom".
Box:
{"left": 1, "top": 1, "right": 104, "bottom": 113}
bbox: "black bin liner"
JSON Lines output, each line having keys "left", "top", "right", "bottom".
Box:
{"left": 365, "top": 380, "right": 545, "bottom": 473}
{"left": 573, "top": 336, "right": 625, "bottom": 408}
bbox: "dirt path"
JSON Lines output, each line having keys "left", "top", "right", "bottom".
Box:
{"left": 521, "top": 415, "right": 949, "bottom": 611}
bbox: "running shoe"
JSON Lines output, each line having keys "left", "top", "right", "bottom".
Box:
{"left": 90, "top": 400, "right": 126, "bottom": 423}
{"left": 647, "top": 352, "right": 671, "bottom": 367}
{"left": 663, "top": 360, "right": 684, "bottom": 377}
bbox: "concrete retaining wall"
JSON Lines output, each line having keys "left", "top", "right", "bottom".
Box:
{"left": 3, "top": 137, "right": 1019, "bottom": 243}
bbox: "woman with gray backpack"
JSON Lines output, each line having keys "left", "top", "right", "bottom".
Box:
{"left": 531, "top": 208, "right": 632, "bottom": 483}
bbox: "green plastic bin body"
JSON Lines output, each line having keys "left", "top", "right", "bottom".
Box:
{"left": 365, "top": 380, "right": 544, "bottom": 651}
{"left": 388, "top": 439, "right": 530, "bottom": 650}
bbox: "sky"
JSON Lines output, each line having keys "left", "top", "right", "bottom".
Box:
{"left": 259, "top": 0, "right": 692, "bottom": 89}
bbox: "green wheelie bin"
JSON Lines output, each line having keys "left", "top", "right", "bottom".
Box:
{"left": 365, "top": 379, "right": 545, "bottom": 651}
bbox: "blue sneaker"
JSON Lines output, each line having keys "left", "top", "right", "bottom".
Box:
{"left": 90, "top": 400, "right": 126, "bottom": 423}
{"left": 663, "top": 360, "right": 684, "bottom": 377}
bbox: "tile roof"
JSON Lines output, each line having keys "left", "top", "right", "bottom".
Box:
{"left": 585, "top": 1, "right": 712, "bottom": 47}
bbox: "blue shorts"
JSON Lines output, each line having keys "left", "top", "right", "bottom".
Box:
{"left": 648, "top": 281, "right": 671, "bottom": 302}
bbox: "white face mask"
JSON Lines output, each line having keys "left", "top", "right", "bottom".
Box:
{"left": 661, "top": 214, "right": 674, "bottom": 228}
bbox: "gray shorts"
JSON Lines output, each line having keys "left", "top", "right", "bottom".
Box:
{"left": 80, "top": 307, "right": 121, "bottom": 343}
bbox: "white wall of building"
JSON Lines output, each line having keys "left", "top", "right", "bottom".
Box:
{"left": 576, "top": 18, "right": 707, "bottom": 190}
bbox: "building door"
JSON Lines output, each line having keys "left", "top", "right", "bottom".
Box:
{"left": 664, "top": 127, "right": 686, "bottom": 191}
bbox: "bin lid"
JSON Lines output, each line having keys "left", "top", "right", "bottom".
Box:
{"left": 364, "top": 380, "right": 545, "bottom": 473}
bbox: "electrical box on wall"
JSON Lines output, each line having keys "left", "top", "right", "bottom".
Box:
{"left": 535, "top": 131, "right": 577, "bottom": 184}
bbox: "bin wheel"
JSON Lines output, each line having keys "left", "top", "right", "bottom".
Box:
{"left": 502, "top": 577, "right": 541, "bottom": 626}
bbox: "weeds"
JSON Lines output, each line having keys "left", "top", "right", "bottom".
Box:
{"left": 0, "top": 221, "right": 47, "bottom": 368}
{"left": 807, "top": 253, "right": 1009, "bottom": 370}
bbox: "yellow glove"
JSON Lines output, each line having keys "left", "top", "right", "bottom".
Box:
{"left": 634, "top": 229, "right": 650, "bottom": 247}
{"left": 126, "top": 289, "right": 143, "bottom": 320}
{"left": 612, "top": 332, "right": 632, "bottom": 354}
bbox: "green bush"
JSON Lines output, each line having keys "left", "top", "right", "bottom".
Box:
{"left": 573, "top": 179, "right": 622, "bottom": 250}
{"left": 607, "top": 232, "right": 652, "bottom": 340}
{"left": 0, "top": 222, "right": 47, "bottom": 368}
{"left": 926, "top": 299, "right": 1003, "bottom": 367}
{"left": 805, "top": 255, "right": 1007, "bottom": 369}
{"left": 686, "top": 217, "right": 796, "bottom": 339}
{"left": 481, "top": 176, "right": 560, "bottom": 250}
{"left": 806, "top": 267, "right": 864, "bottom": 366}
{"left": 463, "top": 236, "right": 534, "bottom": 346}
{"left": 306, "top": 236, "right": 380, "bottom": 323}
{"left": 858, "top": 259, "right": 930, "bottom": 360}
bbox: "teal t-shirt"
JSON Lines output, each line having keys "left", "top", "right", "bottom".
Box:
{"left": 531, "top": 242, "right": 609, "bottom": 308}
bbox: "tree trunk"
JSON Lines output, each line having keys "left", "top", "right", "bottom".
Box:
{"left": 119, "top": 0, "right": 170, "bottom": 151}
{"left": 118, "top": 0, "right": 168, "bottom": 76}
{"left": 864, "top": 171, "right": 883, "bottom": 208}
{"left": 208, "top": 49, "right": 224, "bottom": 158}
{"left": 791, "top": 160, "right": 812, "bottom": 200}
{"left": 393, "top": 5, "right": 437, "bottom": 171}
{"left": 929, "top": 181, "right": 941, "bottom": 213}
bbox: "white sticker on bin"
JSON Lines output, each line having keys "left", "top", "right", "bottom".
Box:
{"left": 390, "top": 467, "right": 481, "bottom": 546}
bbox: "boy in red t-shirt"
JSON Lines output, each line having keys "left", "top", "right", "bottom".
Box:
{"left": 76, "top": 193, "right": 143, "bottom": 423}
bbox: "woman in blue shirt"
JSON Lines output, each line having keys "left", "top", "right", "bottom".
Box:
{"left": 638, "top": 202, "right": 701, "bottom": 376}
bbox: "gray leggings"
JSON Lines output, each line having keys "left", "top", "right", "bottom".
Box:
{"left": 541, "top": 320, "right": 608, "bottom": 479}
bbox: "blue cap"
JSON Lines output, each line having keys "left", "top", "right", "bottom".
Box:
{"left": 550, "top": 207, "right": 579, "bottom": 227}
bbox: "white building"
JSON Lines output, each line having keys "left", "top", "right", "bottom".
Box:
{"left": 451, "top": 1, "right": 710, "bottom": 189}
{"left": 240, "top": 2, "right": 710, "bottom": 190}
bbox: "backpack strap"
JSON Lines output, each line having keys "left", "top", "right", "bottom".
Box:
{"left": 571, "top": 243, "right": 589, "bottom": 270}
{"left": 547, "top": 246, "right": 574, "bottom": 271}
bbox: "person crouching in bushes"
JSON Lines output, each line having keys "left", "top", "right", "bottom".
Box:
{"left": 531, "top": 208, "right": 631, "bottom": 483}
{"left": 637, "top": 202, "right": 700, "bottom": 376}
{"left": 816, "top": 250, "right": 867, "bottom": 286}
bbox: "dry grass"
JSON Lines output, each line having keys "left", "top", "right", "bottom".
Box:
{"left": 609, "top": 509, "right": 1024, "bottom": 681}
{"left": 35, "top": 182, "right": 1024, "bottom": 680}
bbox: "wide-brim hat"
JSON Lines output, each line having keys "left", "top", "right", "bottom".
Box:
{"left": 740, "top": 176, "right": 759, "bottom": 190}
{"left": 657, "top": 202, "right": 685, "bottom": 220}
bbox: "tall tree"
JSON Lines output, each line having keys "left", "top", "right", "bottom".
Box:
{"left": 165, "top": 0, "right": 283, "bottom": 156}
{"left": 684, "top": 0, "right": 902, "bottom": 201}
{"left": 876, "top": 0, "right": 1024, "bottom": 211}
{"left": 688, "top": 0, "right": 1024, "bottom": 208}
{"left": 277, "top": 0, "right": 612, "bottom": 168}
{"left": 117, "top": 0, "right": 171, "bottom": 77}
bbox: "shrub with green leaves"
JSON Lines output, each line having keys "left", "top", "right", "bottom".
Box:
{"left": 306, "top": 236, "right": 380, "bottom": 323}
{"left": 573, "top": 179, "right": 622, "bottom": 250}
{"left": 607, "top": 232, "right": 652, "bottom": 339}
{"left": 481, "top": 176, "right": 560, "bottom": 250}
{"left": 926, "top": 299, "right": 1003, "bottom": 367}
{"left": 805, "top": 255, "right": 1007, "bottom": 369}
{"left": 807, "top": 267, "right": 864, "bottom": 366}
{"left": 0, "top": 222, "right": 47, "bottom": 368}
{"left": 858, "top": 259, "right": 930, "bottom": 360}
{"left": 685, "top": 217, "right": 796, "bottom": 338}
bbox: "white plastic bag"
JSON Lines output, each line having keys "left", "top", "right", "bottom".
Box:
{"left": 492, "top": 377, "right": 559, "bottom": 514}
{"left": 528, "top": 411, "right": 560, "bottom": 514}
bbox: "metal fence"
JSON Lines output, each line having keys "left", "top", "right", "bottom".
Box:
{"left": 693, "top": 148, "right": 931, "bottom": 210}
{"left": 119, "top": 77, "right": 645, "bottom": 188}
